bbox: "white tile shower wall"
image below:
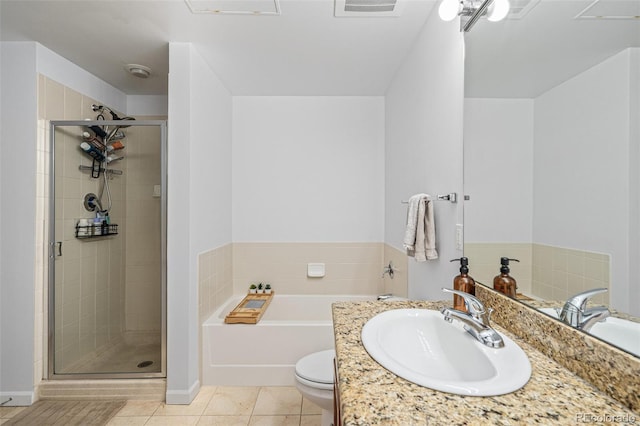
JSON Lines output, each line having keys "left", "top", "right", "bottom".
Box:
{"left": 37, "top": 75, "right": 126, "bottom": 375}
{"left": 232, "top": 242, "right": 384, "bottom": 296}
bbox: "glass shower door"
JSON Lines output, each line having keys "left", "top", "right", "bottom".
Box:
{"left": 49, "top": 120, "right": 166, "bottom": 378}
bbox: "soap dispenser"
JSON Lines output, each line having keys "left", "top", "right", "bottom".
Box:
{"left": 450, "top": 257, "right": 476, "bottom": 312}
{"left": 493, "top": 257, "right": 520, "bottom": 298}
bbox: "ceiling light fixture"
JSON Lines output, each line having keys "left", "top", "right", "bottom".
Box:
{"left": 125, "top": 64, "right": 152, "bottom": 79}
{"left": 438, "top": 0, "right": 510, "bottom": 31}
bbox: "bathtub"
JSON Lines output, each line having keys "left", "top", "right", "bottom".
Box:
{"left": 202, "top": 294, "right": 376, "bottom": 386}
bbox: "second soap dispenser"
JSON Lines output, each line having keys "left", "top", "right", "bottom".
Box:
{"left": 450, "top": 257, "right": 476, "bottom": 312}
{"left": 493, "top": 257, "right": 520, "bottom": 298}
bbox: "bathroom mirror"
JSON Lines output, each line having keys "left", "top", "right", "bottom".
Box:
{"left": 462, "top": 0, "right": 639, "bottom": 356}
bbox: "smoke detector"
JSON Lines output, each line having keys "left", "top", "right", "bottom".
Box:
{"left": 125, "top": 64, "right": 151, "bottom": 79}
{"left": 334, "top": 0, "right": 404, "bottom": 17}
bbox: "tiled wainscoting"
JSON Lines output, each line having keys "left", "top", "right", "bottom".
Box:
{"left": 198, "top": 242, "right": 410, "bottom": 325}
{"left": 465, "top": 242, "right": 610, "bottom": 305}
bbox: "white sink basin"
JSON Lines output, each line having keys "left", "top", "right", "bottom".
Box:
{"left": 361, "top": 309, "right": 531, "bottom": 396}
{"left": 539, "top": 308, "right": 640, "bottom": 357}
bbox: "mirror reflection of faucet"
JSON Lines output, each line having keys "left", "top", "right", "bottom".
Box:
{"left": 557, "top": 288, "right": 610, "bottom": 332}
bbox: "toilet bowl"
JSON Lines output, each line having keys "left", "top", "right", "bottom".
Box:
{"left": 295, "top": 349, "right": 335, "bottom": 426}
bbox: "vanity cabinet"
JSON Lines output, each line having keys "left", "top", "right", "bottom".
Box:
{"left": 333, "top": 358, "right": 343, "bottom": 426}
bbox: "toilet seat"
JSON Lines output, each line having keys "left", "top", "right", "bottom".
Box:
{"left": 295, "top": 373, "right": 334, "bottom": 391}
{"left": 295, "top": 349, "right": 335, "bottom": 387}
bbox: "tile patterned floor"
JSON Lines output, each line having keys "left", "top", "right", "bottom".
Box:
{"left": 1, "top": 386, "right": 321, "bottom": 426}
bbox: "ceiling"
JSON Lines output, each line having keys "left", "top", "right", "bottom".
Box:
{"left": 2, "top": 0, "right": 637, "bottom": 99}
{"left": 465, "top": 0, "right": 640, "bottom": 98}
{"left": 0, "top": 0, "right": 436, "bottom": 96}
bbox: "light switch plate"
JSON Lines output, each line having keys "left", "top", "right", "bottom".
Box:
{"left": 456, "top": 224, "right": 464, "bottom": 250}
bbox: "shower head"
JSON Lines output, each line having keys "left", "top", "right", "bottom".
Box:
{"left": 91, "top": 104, "right": 135, "bottom": 124}
{"left": 116, "top": 116, "right": 136, "bottom": 128}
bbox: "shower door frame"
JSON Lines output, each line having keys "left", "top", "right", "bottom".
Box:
{"left": 47, "top": 120, "right": 167, "bottom": 380}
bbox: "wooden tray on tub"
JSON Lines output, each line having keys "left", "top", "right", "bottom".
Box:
{"left": 224, "top": 292, "right": 274, "bottom": 324}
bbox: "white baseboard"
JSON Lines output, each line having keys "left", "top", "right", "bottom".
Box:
{"left": 165, "top": 379, "right": 200, "bottom": 405}
{"left": 0, "top": 391, "right": 35, "bottom": 406}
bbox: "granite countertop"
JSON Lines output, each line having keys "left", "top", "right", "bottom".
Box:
{"left": 332, "top": 300, "right": 637, "bottom": 426}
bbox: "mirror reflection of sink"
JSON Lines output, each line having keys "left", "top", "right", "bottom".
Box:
{"left": 361, "top": 309, "right": 531, "bottom": 396}
{"left": 538, "top": 308, "right": 640, "bottom": 357}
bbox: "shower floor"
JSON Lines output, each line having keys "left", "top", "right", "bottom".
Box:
{"left": 58, "top": 332, "right": 162, "bottom": 375}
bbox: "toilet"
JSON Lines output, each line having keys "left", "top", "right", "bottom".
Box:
{"left": 295, "top": 349, "right": 335, "bottom": 426}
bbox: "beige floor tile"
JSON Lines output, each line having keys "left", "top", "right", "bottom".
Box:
{"left": 300, "top": 415, "right": 322, "bottom": 426}
{"left": 116, "top": 400, "right": 161, "bottom": 416}
{"left": 107, "top": 416, "right": 150, "bottom": 426}
{"left": 204, "top": 387, "right": 260, "bottom": 416}
{"left": 252, "top": 387, "right": 301, "bottom": 416}
{"left": 155, "top": 386, "right": 217, "bottom": 416}
{"left": 301, "top": 398, "right": 322, "bottom": 415}
{"left": 153, "top": 402, "right": 205, "bottom": 416}
{"left": 145, "top": 415, "right": 200, "bottom": 425}
{"left": 197, "top": 415, "right": 251, "bottom": 426}
{"left": 248, "top": 416, "right": 300, "bottom": 426}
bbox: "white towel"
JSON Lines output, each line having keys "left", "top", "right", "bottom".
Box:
{"left": 403, "top": 194, "right": 438, "bottom": 261}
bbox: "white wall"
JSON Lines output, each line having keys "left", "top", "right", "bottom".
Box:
{"left": 232, "top": 97, "right": 384, "bottom": 242}
{"left": 464, "top": 98, "right": 534, "bottom": 242}
{"left": 534, "top": 49, "right": 635, "bottom": 313}
{"left": 384, "top": 11, "right": 465, "bottom": 300}
{"left": 167, "top": 43, "right": 232, "bottom": 404}
{"left": 0, "top": 42, "right": 38, "bottom": 406}
{"left": 629, "top": 48, "right": 640, "bottom": 314}
{"left": 127, "top": 95, "right": 168, "bottom": 116}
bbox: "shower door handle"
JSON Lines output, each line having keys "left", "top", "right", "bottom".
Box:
{"left": 50, "top": 241, "right": 63, "bottom": 258}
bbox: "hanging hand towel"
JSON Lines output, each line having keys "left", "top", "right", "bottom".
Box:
{"left": 403, "top": 194, "right": 438, "bottom": 261}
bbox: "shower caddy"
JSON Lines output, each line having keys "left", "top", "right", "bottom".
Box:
{"left": 75, "top": 106, "right": 129, "bottom": 239}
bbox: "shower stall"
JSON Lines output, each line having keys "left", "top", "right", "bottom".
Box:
{"left": 48, "top": 115, "right": 166, "bottom": 379}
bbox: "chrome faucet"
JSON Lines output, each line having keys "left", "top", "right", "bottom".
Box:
{"left": 440, "top": 288, "right": 504, "bottom": 348}
{"left": 558, "top": 288, "right": 610, "bottom": 331}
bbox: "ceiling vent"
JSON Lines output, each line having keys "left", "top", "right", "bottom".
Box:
{"left": 575, "top": 0, "right": 640, "bottom": 20}
{"left": 184, "top": 0, "right": 280, "bottom": 15}
{"left": 505, "top": 0, "right": 541, "bottom": 19}
{"left": 334, "top": 0, "right": 404, "bottom": 17}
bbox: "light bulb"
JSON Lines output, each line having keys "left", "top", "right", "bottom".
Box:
{"left": 439, "top": 0, "right": 461, "bottom": 21}
{"left": 487, "top": 0, "right": 510, "bottom": 22}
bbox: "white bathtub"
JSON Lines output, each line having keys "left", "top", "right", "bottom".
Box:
{"left": 202, "top": 294, "right": 376, "bottom": 386}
